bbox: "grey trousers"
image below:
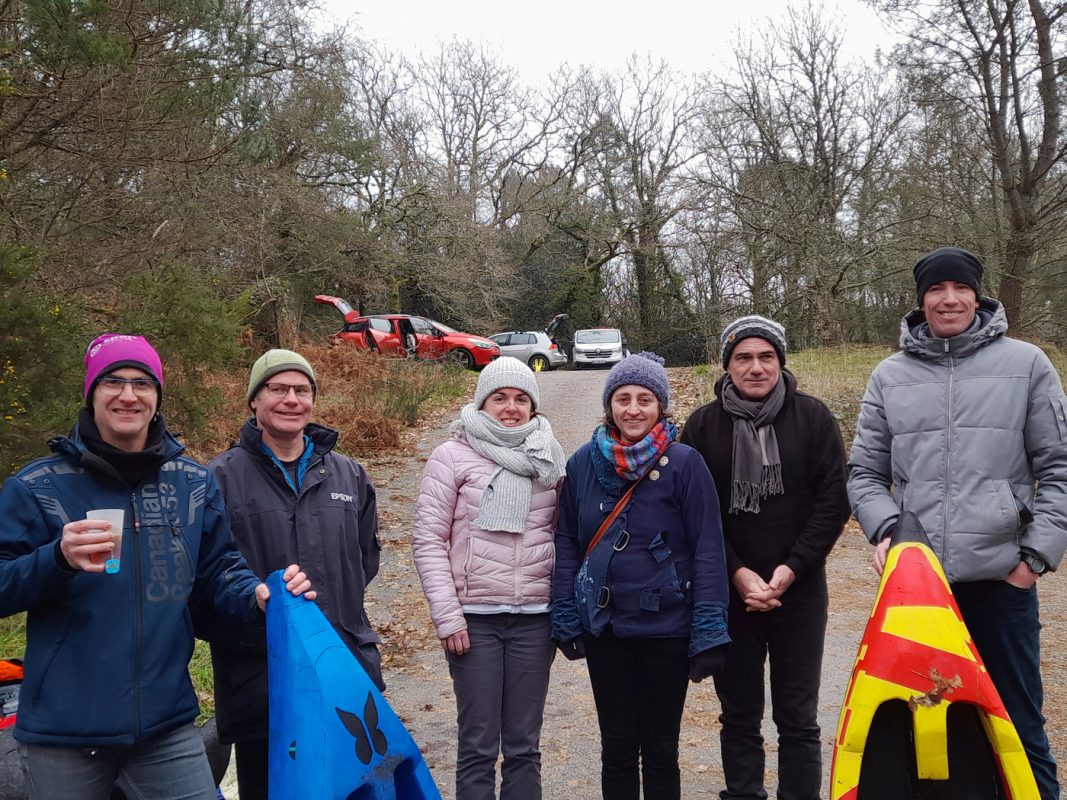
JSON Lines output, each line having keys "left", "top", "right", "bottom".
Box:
{"left": 445, "top": 613, "right": 555, "bottom": 800}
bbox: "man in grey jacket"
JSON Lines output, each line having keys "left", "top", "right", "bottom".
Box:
{"left": 848, "top": 246, "right": 1067, "bottom": 799}
{"left": 207, "top": 349, "right": 383, "bottom": 800}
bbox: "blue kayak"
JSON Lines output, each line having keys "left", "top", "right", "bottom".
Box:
{"left": 266, "top": 571, "right": 442, "bottom": 800}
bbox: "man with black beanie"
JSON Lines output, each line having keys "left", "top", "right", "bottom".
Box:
{"left": 849, "top": 247, "right": 1067, "bottom": 798}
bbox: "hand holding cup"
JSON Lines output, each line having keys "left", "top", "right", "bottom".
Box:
{"left": 61, "top": 510, "right": 123, "bottom": 573}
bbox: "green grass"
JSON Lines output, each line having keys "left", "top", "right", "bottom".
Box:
{"left": 787, "top": 345, "right": 893, "bottom": 444}
{"left": 190, "top": 640, "right": 214, "bottom": 722}
{"left": 369, "top": 358, "right": 472, "bottom": 426}
{"left": 1043, "top": 343, "right": 1067, "bottom": 382}
{"left": 0, "top": 614, "right": 25, "bottom": 657}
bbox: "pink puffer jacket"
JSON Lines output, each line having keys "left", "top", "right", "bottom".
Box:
{"left": 413, "top": 436, "right": 561, "bottom": 639}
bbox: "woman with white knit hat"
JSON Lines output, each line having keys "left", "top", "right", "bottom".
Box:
{"left": 413, "top": 357, "right": 566, "bottom": 800}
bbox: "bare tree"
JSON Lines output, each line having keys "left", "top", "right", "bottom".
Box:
{"left": 697, "top": 6, "right": 908, "bottom": 345}
{"left": 561, "top": 57, "right": 703, "bottom": 351}
{"left": 872, "top": 0, "right": 1067, "bottom": 329}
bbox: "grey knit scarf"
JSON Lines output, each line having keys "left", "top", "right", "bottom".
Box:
{"left": 452, "top": 404, "right": 566, "bottom": 533}
{"left": 720, "top": 373, "right": 787, "bottom": 514}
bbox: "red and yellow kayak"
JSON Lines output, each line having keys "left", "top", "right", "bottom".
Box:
{"left": 830, "top": 523, "right": 1038, "bottom": 799}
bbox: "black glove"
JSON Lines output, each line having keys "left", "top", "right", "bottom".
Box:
{"left": 688, "top": 646, "right": 727, "bottom": 683}
{"left": 556, "top": 638, "right": 586, "bottom": 661}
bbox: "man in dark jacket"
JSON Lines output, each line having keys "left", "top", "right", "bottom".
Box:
{"left": 680, "top": 316, "right": 850, "bottom": 800}
{"left": 0, "top": 333, "right": 312, "bottom": 800}
{"left": 208, "top": 348, "right": 383, "bottom": 800}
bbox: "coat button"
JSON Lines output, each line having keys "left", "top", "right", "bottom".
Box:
{"left": 658, "top": 456, "right": 669, "bottom": 467}
{"left": 319, "top": 468, "right": 326, "bottom": 474}
{"left": 649, "top": 470, "right": 660, "bottom": 481}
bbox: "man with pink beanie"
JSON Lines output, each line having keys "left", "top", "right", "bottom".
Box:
{"left": 0, "top": 333, "right": 315, "bottom": 800}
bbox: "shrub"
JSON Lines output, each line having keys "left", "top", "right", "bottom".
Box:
{"left": 0, "top": 244, "right": 89, "bottom": 477}
{"left": 182, "top": 342, "right": 473, "bottom": 462}
{"left": 112, "top": 262, "right": 249, "bottom": 442}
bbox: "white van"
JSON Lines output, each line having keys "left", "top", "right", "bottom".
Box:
{"left": 572, "top": 328, "right": 627, "bottom": 369}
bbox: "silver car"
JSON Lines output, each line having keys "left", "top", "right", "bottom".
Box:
{"left": 489, "top": 315, "right": 569, "bottom": 372}
{"left": 572, "top": 328, "right": 626, "bottom": 369}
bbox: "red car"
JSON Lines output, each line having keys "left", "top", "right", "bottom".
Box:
{"left": 315, "top": 295, "right": 500, "bottom": 370}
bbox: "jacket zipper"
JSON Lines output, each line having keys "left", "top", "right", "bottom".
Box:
{"left": 513, "top": 530, "right": 522, "bottom": 606}
{"left": 170, "top": 523, "right": 192, "bottom": 568}
{"left": 130, "top": 491, "right": 143, "bottom": 739}
{"left": 942, "top": 341, "right": 954, "bottom": 567}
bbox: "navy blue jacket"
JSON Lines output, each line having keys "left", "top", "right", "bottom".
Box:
{"left": 551, "top": 442, "right": 730, "bottom": 655}
{"left": 207, "top": 420, "right": 382, "bottom": 743}
{"left": 0, "top": 427, "right": 261, "bottom": 746}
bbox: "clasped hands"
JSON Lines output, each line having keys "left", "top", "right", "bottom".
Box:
{"left": 731, "top": 564, "right": 795, "bottom": 612}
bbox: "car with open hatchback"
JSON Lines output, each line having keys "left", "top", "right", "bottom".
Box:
{"left": 314, "top": 295, "right": 499, "bottom": 370}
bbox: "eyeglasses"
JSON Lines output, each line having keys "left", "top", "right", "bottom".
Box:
{"left": 262, "top": 382, "right": 314, "bottom": 399}
{"left": 97, "top": 377, "right": 159, "bottom": 397}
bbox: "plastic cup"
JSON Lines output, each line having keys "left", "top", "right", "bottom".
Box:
{"left": 86, "top": 509, "right": 124, "bottom": 574}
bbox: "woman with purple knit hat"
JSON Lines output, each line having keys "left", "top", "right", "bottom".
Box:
{"left": 551, "top": 351, "right": 731, "bottom": 800}
{"left": 0, "top": 333, "right": 314, "bottom": 800}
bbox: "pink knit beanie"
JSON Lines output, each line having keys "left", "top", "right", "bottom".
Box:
{"left": 84, "top": 334, "right": 164, "bottom": 400}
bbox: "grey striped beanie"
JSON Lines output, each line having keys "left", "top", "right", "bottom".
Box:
{"left": 720, "top": 316, "right": 787, "bottom": 366}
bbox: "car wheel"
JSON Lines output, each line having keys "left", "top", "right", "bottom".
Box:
{"left": 529, "top": 354, "right": 550, "bottom": 372}
{"left": 449, "top": 348, "right": 475, "bottom": 370}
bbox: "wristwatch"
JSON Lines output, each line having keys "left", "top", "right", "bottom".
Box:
{"left": 1022, "top": 552, "right": 1049, "bottom": 576}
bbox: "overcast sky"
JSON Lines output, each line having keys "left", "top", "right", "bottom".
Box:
{"left": 323, "top": 0, "right": 897, "bottom": 81}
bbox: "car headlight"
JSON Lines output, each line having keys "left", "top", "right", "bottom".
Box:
{"left": 473, "top": 341, "right": 495, "bottom": 349}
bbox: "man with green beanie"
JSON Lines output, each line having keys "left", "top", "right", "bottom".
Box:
{"left": 207, "top": 349, "right": 383, "bottom": 799}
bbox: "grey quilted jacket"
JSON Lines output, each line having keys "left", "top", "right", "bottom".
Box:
{"left": 848, "top": 299, "right": 1067, "bottom": 582}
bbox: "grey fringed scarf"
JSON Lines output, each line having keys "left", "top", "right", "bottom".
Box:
{"left": 452, "top": 404, "right": 566, "bottom": 533}
{"left": 720, "top": 373, "right": 788, "bottom": 514}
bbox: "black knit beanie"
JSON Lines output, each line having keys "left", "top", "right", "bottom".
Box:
{"left": 913, "top": 247, "right": 983, "bottom": 305}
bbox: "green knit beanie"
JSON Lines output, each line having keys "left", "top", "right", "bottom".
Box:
{"left": 247, "top": 349, "right": 317, "bottom": 407}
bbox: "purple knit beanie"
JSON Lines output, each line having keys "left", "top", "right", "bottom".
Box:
{"left": 84, "top": 334, "right": 164, "bottom": 400}
{"left": 602, "top": 352, "right": 670, "bottom": 411}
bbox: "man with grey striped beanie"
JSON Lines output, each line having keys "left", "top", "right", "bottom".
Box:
{"left": 681, "top": 315, "right": 849, "bottom": 800}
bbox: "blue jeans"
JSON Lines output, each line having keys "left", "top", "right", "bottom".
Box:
{"left": 446, "top": 613, "right": 555, "bottom": 800}
{"left": 18, "top": 722, "right": 218, "bottom": 800}
{"left": 953, "top": 579, "right": 1060, "bottom": 799}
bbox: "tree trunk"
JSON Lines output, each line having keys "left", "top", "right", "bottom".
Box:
{"left": 997, "top": 233, "right": 1032, "bottom": 329}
